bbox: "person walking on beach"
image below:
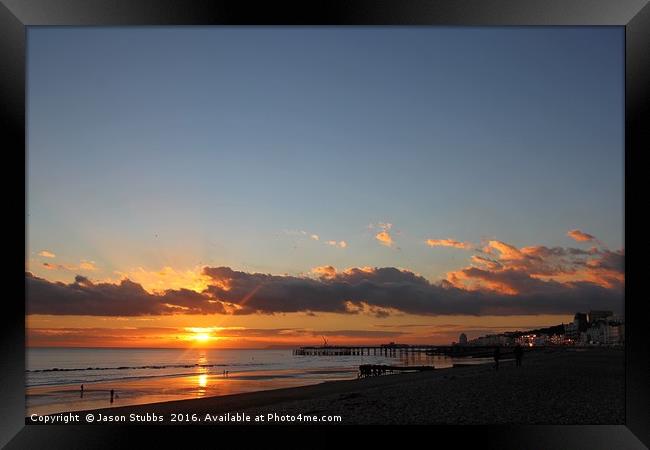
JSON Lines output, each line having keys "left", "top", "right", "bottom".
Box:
{"left": 80, "top": 384, "right": 84, "bottom": 398}
{"left": 110, "top": 389, "right": 114, "bottom": 403}
{"left": 514, "top": 344, "right": 524, "bottom": 367}
{"left": 493, "top": 346, "right": 501, "bottom": 371}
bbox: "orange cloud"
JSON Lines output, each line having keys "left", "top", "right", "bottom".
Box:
{"left": 38, "top": 250, "right": 56, "bottom": 258}
{"left": 370, "top": 222, "right": 394, "bottom": 247}
{"left": 112, "top": 265, "right": 212, "bottom": 293}
{"left": 343, "top": 301, "right": 400, "bottom": 318}
{"left": 426, "top": 238, "right": 472, "bottom": 249}
{"left": 326, "top": 240, "right": 347, "bottom": 248}
{"left": 567, "top": 229, "right": 596, "bottom": 242}
{"left": 312, "top": 265, "right": 337, "bottom": 279}
{"left": 448, "top": 237, "right": 623, "bottom": 295}
{"left": 42, "top": 260, "right": 98, "bottom": 272}
{"left": 470, "top": 255, "right": 502, "bottom": 270}
{"left": 78, "top": 260, "right": 98, "bottom": 271}
{"left": 483, "top": 240, "right": 524, "bottom": 260}
{"left": 375, "top": 231, "right": 393, "bottom": 247}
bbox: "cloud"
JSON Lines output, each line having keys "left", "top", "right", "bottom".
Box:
{"left": 26, "top": 272, "right": 226, "bottom": 316}
{"left": 78, "top": 260, "right": 98, "bottom": 271}
{"left": 567, "top": 229, "right": 596, "bottom": 242}
{"left": 375, "top": 231, "right": 393, "bottom": 247}
{"left": 201, "top": 262, "right": 622, "bottom": 316}
{"left": 312, "top": 265, "right": 337, "bottom": 279}
{"left": 426, "top": 238, "right": 472, "bottom": 250}
{"left": 41, "top": 260, "right": 98, "bottom": 272}
{"left": 448, "top": 238, "right": 624, "bottom": 293}
{"left": 483, "top": 240, "right": 524, "bottom": 260}
{"left": 285, "top": 229, "right": 346, "bottom": 248}
{"left": 112, "top": 266, "right": 211, "bottom": 293}
{"left": 26, "top": 234, "right": 624, "bottom": 317}
{"left": 370, "top": 222, "right": 394, "bottom": 247}
{"left": 38, "top": 250, "right": 56, "bottom": 258}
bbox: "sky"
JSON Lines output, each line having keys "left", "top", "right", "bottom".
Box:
{"left": 26, "top": 27, "right": 624, "bottom": 348}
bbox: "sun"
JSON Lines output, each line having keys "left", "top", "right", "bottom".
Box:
{"left": 184, "top": 327, "right": 221, "bottom": 346}
{"left": 193, "top": 333, "right": 211, "bottom": 343}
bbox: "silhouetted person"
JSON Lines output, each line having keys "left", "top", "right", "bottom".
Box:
{"left": 514, "top": 345, "right": 524, "bottom": 367}
{"left": 80, "top": 384, "right": 84, "bottom": 398}
{"left": 110, "top": 389, "right": 114, "bottom": 403}
{"left": 493, "top": 347, "right": 501, "bottom": 371}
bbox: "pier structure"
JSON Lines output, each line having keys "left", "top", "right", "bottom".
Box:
{"left": 292, "top": 344, "right": 506, "bottom": 357}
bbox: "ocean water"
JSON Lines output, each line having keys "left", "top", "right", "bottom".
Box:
{"left": 26, "top": 347, "right": 487, "bottom": 415}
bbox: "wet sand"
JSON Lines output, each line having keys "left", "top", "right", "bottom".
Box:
{"left": 27, "top": 367, "right": 357, "bottom": 416}
{"left": 39, "top": 347, "right": 623, "bottom": 424}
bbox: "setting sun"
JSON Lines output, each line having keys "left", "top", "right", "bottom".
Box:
{"left": 193, "top": 333, "right": 211, "bottom": 342}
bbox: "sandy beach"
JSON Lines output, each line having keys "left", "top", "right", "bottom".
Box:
{"left": 34, "top": 347, "right": 624, "bottom": 425}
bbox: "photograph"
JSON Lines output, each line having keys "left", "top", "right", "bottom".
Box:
{"left": 25, "top": 26, "right": 625, "bottom": 424}
{"left": 1, "top": 0, "right": 648, "bottom": 448}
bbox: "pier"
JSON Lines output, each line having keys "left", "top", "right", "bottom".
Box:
{"left": 293, "top": 344, "right": 510, "bottom": 357}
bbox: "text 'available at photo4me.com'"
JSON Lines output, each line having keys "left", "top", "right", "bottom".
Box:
{"left": 29, "top": 412, "right": 344, "bottom": 424}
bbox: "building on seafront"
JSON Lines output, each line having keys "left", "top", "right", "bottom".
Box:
{"left": 466, "top": 311, "right": 624, "bottom": 348}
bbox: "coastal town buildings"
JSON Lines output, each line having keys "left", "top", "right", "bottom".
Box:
{"left": 462, "top": 311, "right": 624, "bottom": 347}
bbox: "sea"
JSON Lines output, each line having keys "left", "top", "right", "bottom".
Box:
{"left": 26, "top": 347, "right": 490, "bottom": 415}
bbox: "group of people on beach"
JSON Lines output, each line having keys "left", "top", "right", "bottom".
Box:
{"left": 493, "top": 344, "right": 524, "bottom": 371}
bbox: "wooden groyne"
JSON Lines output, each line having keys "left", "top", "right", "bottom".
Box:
{"left": 358, "top": 364, "right": 434, "bottom": 378}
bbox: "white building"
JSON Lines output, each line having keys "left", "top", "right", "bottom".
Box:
{"left": 586, "top": 321, "right": 623, "bottom": 345}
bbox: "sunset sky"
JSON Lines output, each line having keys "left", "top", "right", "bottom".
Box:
{"left": 26, "top": 27, "right": 624, "bottom": 348}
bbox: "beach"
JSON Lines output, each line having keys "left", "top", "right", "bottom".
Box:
{"left": 26, "top": 347, "right": 461, "bottom": 416}
{"left": 36, "top": 347, "right": 624, "bottom": 425}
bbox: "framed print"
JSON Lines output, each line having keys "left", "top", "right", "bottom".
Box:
{"left": 1, "top": 0, "right": 648, "bottom": 448}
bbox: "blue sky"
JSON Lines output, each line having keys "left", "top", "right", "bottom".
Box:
{"left": 27, "top": 27, "right": 624, "bottom": 283}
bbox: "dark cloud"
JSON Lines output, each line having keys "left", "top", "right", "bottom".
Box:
{"left": 26, "top": 273, "right": 226, "bottom": 316}
{"left": 202, "top": 263, "right": 622, "bottom": 316}
{"left": 26, "top": 252, "right": 624, "bottom": 317}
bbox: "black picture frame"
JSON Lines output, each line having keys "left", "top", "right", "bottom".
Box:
{"left": 2, "top": 0, "right": 648, "bottom": 448}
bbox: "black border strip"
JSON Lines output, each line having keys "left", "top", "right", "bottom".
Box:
{"left": 1, "top": 0, "right": 648, "bottom": 448}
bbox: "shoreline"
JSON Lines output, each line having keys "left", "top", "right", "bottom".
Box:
{"left": 28, "top": 347, "right": 625, "bottom": 424}
{"left": 26, "top": 366, "right": 359, "bottom": 416}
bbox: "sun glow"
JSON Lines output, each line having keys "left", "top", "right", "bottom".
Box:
{"left": 184, "top": 327, "right": 222, "bottom": 345}
{"left": 194, "top": 333, "right": 211, "bottom": 342}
